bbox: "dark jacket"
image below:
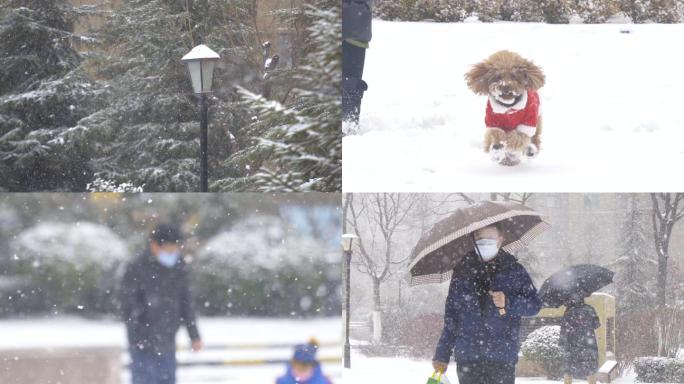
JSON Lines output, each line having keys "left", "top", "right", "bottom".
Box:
{"left": 342, "top": 0, "right": 373, "bottom": 44}
{"left": 120, "top": 250, "right": 200, "bottom": 354}
{"left": 560, "top": 303, "right": 600, "bottom": 377}
{"left": 433, "top": 251, "right": 542, "bottom": 365}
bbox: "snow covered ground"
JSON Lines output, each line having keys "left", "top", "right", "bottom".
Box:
{"left": 0, "top": 316, "right": 342, "bottom": 384}
{"left": 340, "top": 351, "right": 639, "bottom": 384}
{"left": 343, "top": 20, "right": 684, "bottom": 192}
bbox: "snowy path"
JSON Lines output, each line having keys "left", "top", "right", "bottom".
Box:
{"left": 340, "top": 351, "right": 640, "bottom": 384}
{"left": 343, "top": 21, "right": 684, "bottom": 192}
{"left": 0, "top": 316, "right": 342, "bottom": 384}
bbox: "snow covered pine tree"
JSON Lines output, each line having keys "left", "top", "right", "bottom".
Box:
{"left": 227, "top": 0, "right": 341, "bottom": 192}
{"left": 0, "top": 0, "right": 102, "bottom": 191}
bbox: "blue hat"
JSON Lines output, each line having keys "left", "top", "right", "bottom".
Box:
{"left": 293, "top": 340, "right": 319, "bottom": 364}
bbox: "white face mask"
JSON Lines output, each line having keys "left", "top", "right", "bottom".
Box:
{"left": 475, "top": 238, "right": 499, "bottom": 261}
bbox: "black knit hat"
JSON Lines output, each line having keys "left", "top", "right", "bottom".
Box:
{"left": 150, "top": 223, "right": 183, "bottom": 245}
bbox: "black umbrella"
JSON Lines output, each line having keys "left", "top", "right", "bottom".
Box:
{"left": 538, "top": 264, "right": 614, "bottom": 307}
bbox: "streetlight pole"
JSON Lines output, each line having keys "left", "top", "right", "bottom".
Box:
{"left": 341, "top": 234, "right": 358, "bottom": 369}
{"left": 344, "top": 246, "right": 351, "bottom": 368}
{"left": 199, "top": 93, "right": 208, "bottom": 192}
{"left": 181, "top": 44, "right": 220, "bottom": 192}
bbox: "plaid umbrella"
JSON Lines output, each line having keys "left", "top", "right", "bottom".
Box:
{"left": 408, "top": 201, "right": 550, "bottom": 285}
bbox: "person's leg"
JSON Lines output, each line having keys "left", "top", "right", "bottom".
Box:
{"left": 156, "top": 352, "right": 177, "bottom": 384}
{"left": 129, "top": 348, "right": 155, "bottom": 384}
{"left": 564, "top": 374, "right": 573, "bottom": 384}
{"left": 342, "top": 41, "right": 368, "bottom": 125}
{"left": 486, "top": 362, "right": 516, "bottom": 384}
{"left": 587, "top": 374, "right": 597, "bottom": 384}
{"left": 456, "top": 361, "right": 486, "bottom": 384}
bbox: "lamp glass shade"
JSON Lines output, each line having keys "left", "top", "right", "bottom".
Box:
{"left": 182, "top": 44, "right": 220, "bottom": 94}
{"left": 341, "top": 234, "right": 358, "bottom": 252}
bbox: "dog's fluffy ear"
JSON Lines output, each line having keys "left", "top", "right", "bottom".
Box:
{"left": 465, "top": 61, "right": 492, "bottom": 95}
{"left": 521, "top": 59, "right": 545, "bottom": 90}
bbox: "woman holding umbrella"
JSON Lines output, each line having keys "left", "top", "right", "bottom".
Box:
{"left": 538, "top": 264, "right": 614, "bottom": 384}
{"left": 409, "top": 201, "right": 549, "bottom": 384}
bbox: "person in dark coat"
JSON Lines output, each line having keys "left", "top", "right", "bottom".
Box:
{"left": 342, "top": 0, "right": 372, "bottom": 126}
{"left": 276, "top": 339, "right": 332, "bottom": 384}
{"left": 560, "top": 296, "right": 600, "bottom": 384}
{"left": 120, "top": 223, "right": 202, "bottom": 384}
{"left": 432, "top": 224, "right": 542, "bottom": 384}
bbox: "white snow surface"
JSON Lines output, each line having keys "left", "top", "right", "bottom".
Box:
{"left": 340, "top": 351, "right": 644, "bottom": 384}
{"left": 0, "top": 316, "right": 341, "bottom": 384}
{"left": 343, "top": 21, "right": 684, "bottom": 192}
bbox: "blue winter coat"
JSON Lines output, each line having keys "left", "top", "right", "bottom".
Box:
{"left": 342, "top": 0, "right": 372, "bottom": 44}
{"left": 433, "top": 251, "right": 542, "bottom": 365}
{"left": 276, "top": 364, "right": 331, "bottom": 384}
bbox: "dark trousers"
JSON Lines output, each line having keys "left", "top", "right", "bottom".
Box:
{"left": 456, "top": 361, "right": 516, "bottom": 384}
{"left": 342, "top": 40, "right": 368, "bottom": 124}
{"left": 130, "top": 348, "right": 177, "bottom": 384}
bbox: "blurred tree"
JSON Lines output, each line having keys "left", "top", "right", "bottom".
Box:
{"left": 612, "top": 195, "right": 656, "bottom": 312}
{"left": 650, "top": 193, "right": 684, "bottom": 306}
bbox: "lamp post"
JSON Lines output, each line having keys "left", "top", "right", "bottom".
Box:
{"left": 341, "top": 233, "right": 358, "bottom": 369}
{"left": 181, "top": 44, "right": 220, "bottom": 192}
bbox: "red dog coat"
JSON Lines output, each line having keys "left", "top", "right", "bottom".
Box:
{"left": 485, "top": 89, "right": 540, "bottom": 137}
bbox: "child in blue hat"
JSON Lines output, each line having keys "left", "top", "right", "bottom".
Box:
{"left": 276, "top": 339, "right": 332, "bottom": 384}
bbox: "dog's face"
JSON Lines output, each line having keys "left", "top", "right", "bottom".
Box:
{"left": 465, "top": 50, "right": 545, "bottom": 107}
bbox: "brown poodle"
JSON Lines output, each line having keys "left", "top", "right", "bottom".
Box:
{"left": 465, "top": 50, "right": 545, "bottom": 164}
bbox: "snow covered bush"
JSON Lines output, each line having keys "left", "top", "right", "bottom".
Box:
{"left": 195, "top": 215, "right": 338, "bottom": 317}
{"left": 573, "top": 0, "right": 620, "bottom": 22}
{"left": 634, "top": 356, "right": 684, "bottom": 382}
{"left": 86, "top": 178, "right": 143, "bottom": 192}
{"left": 10, "top": 222, "right": 128, "bottom": 314}
{"left": 646, "top": 0, "right": 683, "bottom": 22}
{"left": 620, "top": 0, "right": 653, "bottom": 22}
{"left": 521, "top": 325, "right": 564, "bottom": 379}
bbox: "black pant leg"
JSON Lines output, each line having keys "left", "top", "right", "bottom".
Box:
{"left": 456, "top": 361, "right": 486, "bottom": 384}
{"left": 486, "top": 362, "right": 516, "bottom": 384}
{"left": 342, "top": 41, "right": 368, "bottom": 124}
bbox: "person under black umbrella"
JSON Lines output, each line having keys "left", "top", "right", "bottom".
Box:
{"left": 538, "top": 265, "right": 614, "bottom": 384}
{"left": 560, "top": 295, "right": 600, "bottom": 384}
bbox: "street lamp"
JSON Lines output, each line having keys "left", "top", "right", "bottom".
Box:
{"left": 181, "top": 44, "right": 220, "bottom": 192}
{"left": 341, "top": 233, "right": 358, "bottom": 369}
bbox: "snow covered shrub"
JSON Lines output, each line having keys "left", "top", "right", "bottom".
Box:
{"left": 195, "top": 215, "right": 338, "bottom": 317}
{"left": 11, "top": 222, "right": 128, "bottom": 314}
{"left": 634, "top": 357, "right": 684, "bottom": 382}
{"left": 374, "top": 0, "right": 404, "bottom": 20}
{"left": 572, "top": 0, "right": 620, "bottom": 22}
{"left": 435, "top": 0, "right": 469, "bottom": 22}
{"left": 620, "top": 0, "right": 652, "bottom": 22}
{"left": 87, "top": 178, "right": 143, "bottom": 192}
{"left": 647, "top": 0, "right": 683, "bottom": 22}
{"left": 521, "top": 325, "right": 564, "bottom": 379}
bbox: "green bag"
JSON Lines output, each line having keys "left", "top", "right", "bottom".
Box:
{"left": 426, "top": 371, "right": 444, "bottom": 384}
